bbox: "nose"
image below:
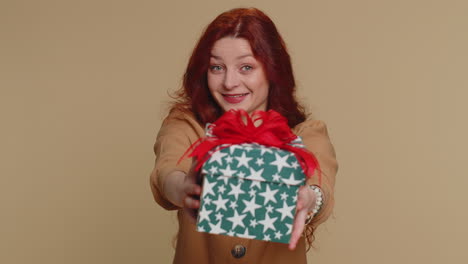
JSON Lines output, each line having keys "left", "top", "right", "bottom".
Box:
{"left": 223, "top": 69, "right": 240, "bottom": 90}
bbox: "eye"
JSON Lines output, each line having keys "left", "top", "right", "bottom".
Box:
{"left": 209, "top": 65, "right": 223, "bottom": 72}
{"left": 241, "top": 65, "right": 253, "bottom": 71}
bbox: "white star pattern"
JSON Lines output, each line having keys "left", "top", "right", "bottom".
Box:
{"left": 246, "top": 167, "right": 265, "bottom": 189}
{"left": 217, "top": 185, "right": 226, "bottom": 194}
{"left": 280, "top": 192, "right": 289, "bottom": 201}
{"left": 229, "top": 145, "right": 243, "bottom": 154}
{"left": 212, "top": 195, "right": 229, "bottom": 212}
{"left": 219, "top": 164, "right": 237, "bottom": 177}
{"left": 237, "top": 228, "right": 256, "bottom": 239}
{"left": 202, "top": 178, "right": 217, "bottom": 197}
{"left": 255, "top": 158, "right": 264, "bottom": 166}
{"left": 226, "top": 210, "right": 247, "bottom": 230}
{"left": 243, "top": 144, "right": 254, "bottom": 152}
{"left": 215, "top": 212, "right": 223, "bottom": 221}
{"left": 249, "top": 219, "right": 258, "bottom": 228}
{"left": 209, "top": 150, "right": 227, "bottom": 165}
{"left": 229, "top": 201, "right": 238, "bottom": 210}
{"left": 197, "top": 138, "right": 309, "bottom": 243}
{"left": 281, "top": 173, "right": 303, "bottom": 187}
{"left": 259, "top": 185, "right": 278, "bottom": 205}
{"left": 228, "top": 182, "right": 245, "bottom": 200}
{"left": 235, "top": 152, "right": 252, "bottom": 169}
{"left": 274, "top": 231, "right": 283, "bottom": 239}
{"left": 265, "top": 204, "right": 274, "bottom": 214}
{"left": 237, "top": 171, "right": 246, "bottom": 178}
{"left": 209, "top": 166, "right": 218, "bottom": 174}
{"left": 259, "top": 214, "right": 278, "bottom": 232}
{"left": 203, "top": 196, "right": 212, "bottom": 205}
{"left": 246, "top": 168, "right": 265, "bottom": 181}
{"left": 250, "top": 180, "right": 262, "bottom": 190}
{"left": 217, "top": 175, "right": 230, "bottom": 185}
{"left": 290, "top": 161, "right": 300, "bottom": 169}
{"left": 208, "top": 220, "right": 226, "bottom": 235}
{"left": 276, "top": 201, "right": 295, "bottom": 221}
{"left": 218, "top": 165, "right": 237, "bottom": 185}
{"left": 198, "top": 206, "right": 212, "bottom": 223}
{"left": 260, "top": 145, "right": 273, "bottom": 156}
{"left": 242, "top": 196, "right": 262, "bottom": 217}
{"left": 269, "top": 153, "right": 291, "bottom": 173}
{"left": 272, "top": 173, "right": 281, "bottom": 182}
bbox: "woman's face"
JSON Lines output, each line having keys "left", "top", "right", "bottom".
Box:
{"left": 207, "top": 37, "right": 269, "bottom": 114}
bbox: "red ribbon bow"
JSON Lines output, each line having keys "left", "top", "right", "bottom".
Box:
{"left": 179, "top": 109, "right": 321, "bottom": 182}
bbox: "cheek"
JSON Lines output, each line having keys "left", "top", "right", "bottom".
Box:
{"left": 250, "top": 73, "right": 269, "bottom": 96}
{"left": 207, "top": 75, "right": 216, "bottom": 94}
{"left": 260, "top": 85, "right": 269, "bottom": 101}
{"left": 207, "top": 74, "right": 220, "bottom": 92}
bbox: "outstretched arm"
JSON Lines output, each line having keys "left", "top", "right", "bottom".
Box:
{"left": 289, "top": 120, "right": 338, "bottom": 250}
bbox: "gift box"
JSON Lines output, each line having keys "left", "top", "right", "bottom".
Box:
{"left": 197, "top": 140, "right": 307, "bottom": 243}
{"left": 184, "top": 110, "right": 320, "bottom": 244}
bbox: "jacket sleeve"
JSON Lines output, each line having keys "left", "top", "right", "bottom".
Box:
{"left": 149, "top": 112, "right": 204, "bottom": 211}
{"left": 293, "top": 120, "right": 338, "bottom": 228}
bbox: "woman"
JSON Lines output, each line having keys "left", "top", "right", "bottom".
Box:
{"left": 149, "top": 7, "right": 338, "bottom": 263}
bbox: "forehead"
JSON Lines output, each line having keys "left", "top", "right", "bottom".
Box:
{"left": 210, "top": 37, "right": 254, "bottom": 59}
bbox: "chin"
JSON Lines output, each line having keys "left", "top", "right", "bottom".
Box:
{"left": 231, "top": 106, "right": 252, "bottom": 113}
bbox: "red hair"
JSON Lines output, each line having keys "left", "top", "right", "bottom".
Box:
{"left": 172, "top": 7, "right": 307, "bottom": 128}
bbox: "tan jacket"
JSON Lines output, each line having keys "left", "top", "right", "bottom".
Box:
{"left": 150, "top": 109, "right": 338, "bottom": 264}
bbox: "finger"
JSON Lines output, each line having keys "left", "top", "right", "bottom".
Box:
{"left": 289, "top": 208, "right": 308, "bottom": 250}
{"left": 184, "top": 183, "right": 202, "bottom": 196}
{"left": 298, "top": 186, "right": 313, "bottom": 205}
{"left": 296, "top": 200, "right": 303, "bottom": 211}
{"left": 296, "top": 185, "right": 316, "bottom": 213}
{"left": 183, "top": 196, "right": 200, "bottom": 209}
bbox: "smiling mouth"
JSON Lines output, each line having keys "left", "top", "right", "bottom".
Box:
{"left": 222, "top": 93, "right": 249, "bottom": 104}
{"left": 223, "top": 93, "right": 249, "bottom": 97}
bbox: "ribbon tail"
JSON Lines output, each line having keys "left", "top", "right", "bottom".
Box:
{"left": 283, "top": 146, "right": 322, "bottom": 186}
{"left": 177, "top": 137, "right": 204, "bottom": 166}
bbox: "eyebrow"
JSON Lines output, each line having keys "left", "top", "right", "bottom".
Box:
{"left": 210, "top": 54, "right": 254, "bottom": 60}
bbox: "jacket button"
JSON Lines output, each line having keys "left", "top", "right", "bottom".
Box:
{"left": 231, "top": 244, "right": 246, "bottom": 258}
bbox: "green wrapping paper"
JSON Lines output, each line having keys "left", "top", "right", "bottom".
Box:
{"left": 196, "top": 138, "right": 306, "bottom": 244}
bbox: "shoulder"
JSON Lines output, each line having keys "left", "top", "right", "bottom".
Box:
{"left": 162, "top": 108, "right": 199, "bottom": 128}
{"left": 163, "top": 108, "right": 198, "bottom": 125}
{"left": 292, "top": 119, "right": 329, "bottom": 137}
{"left": 291, "top": 119, "right": 336, "bottom": 159}
{"left": 157, "top": 108, "right": 205, "bottom": 141}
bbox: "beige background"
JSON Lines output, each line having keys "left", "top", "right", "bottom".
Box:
{"left": 1, "top": 0, "right": 467, "bottom": 263}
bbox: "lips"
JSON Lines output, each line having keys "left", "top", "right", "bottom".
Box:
{"left": 222, "top": 93, "right": 249, "bottom": 104}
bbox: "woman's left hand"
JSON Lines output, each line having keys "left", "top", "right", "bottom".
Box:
{"left": 288, "top": 185, "right": 317, "bottom": 250}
